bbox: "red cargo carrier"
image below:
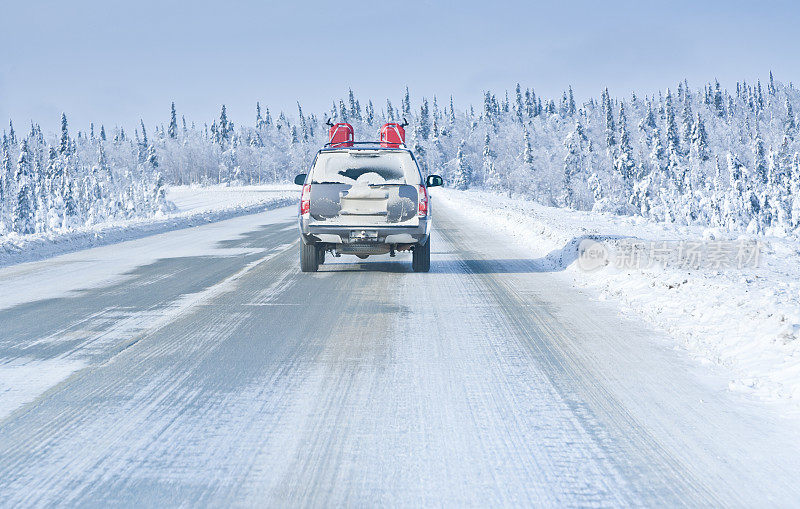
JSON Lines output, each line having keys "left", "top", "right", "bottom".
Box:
{"left": 380, "top": 123, "right": 406, "bottom": 148}
{"left": 328, "top": 122, "right": 354, "bottom": 147}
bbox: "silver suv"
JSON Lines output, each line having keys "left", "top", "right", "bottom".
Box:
{"left": 294, "top": 143, "right": 443, "bottom": 272}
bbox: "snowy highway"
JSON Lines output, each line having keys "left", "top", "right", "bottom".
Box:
{"left": 2, "top": 196, "right": 800, "bottom": 506}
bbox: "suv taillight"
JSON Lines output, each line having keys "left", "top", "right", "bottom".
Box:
{"left": 300, "top": 184, "right": 311, "bottom": 216}
{"left": 417, "top": 185, "right": 428, "bottom": 217}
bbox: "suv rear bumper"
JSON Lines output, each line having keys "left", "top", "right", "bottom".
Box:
{"left": 299, "top": 217, "right": 430, "bottom": 252}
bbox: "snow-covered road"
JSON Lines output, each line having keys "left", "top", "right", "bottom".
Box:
{"left": 1, "top": 196, "right": 799, "bottom": 506}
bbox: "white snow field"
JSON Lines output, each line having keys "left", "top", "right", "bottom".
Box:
{"left": 1, "top": 190, "right": 800, "bottom": 506}
{"left": 0, "top": 184, "right": 295, "bottom": 268}
{"left": 436, "top": 188, "right": 800, "bottom": 415}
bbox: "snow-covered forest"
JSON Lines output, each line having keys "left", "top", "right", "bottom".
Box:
{"left": 2, "top": 73, "right": 800, "bottom": 236}
{"left": 0, "top": 115, "right": 172, "bottom": 235}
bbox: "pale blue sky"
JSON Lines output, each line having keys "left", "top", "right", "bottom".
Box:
{"left": 2, "top": 0, "right": 798, "bottom": 134}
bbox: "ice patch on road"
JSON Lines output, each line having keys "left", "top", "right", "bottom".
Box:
{"left": 0, "top": 357, "right": 86, "bottom": 420}
{"left": 0, "top": 207, "right": 297, "bottom": 312}
{"left": 0, "top": 241, "right": 296, "bottom": 423}
{"left": 0, "top": 195, "right": 300, "bottom": 422}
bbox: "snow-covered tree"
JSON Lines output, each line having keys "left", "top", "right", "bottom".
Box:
{"left": 563, "top": 119, "right": 588, "bottom": 207}
{"left": 690, "top": 113, "right": 709, "bottom": 162}
{"left": 59, "top": 114, "right": 70, "bottom": 155}
{"left": 256, "top": 102, "right": 263, "bottom": 128}
{"left": 1, "top": 144, "right": 12, "bottom": 231}
{"left": 753, "top": 126, "right": 767, "bottom": 184}
{"left": 451, "top": 140, "right": 471, "bottom": 190}
{"left": 514, "top": 84, "right": 524, "bottom": 123}
{"left": 483, "top": 133, "right": 502, "bottom": 191}
{"left": 365, "top": 100, "right": 375, "bottom": 125}
{"left": 567, "top": 86, "right": 576, "bottom": 116}
{"left": 615, "top": 103, "right": 635, "bottom": 187}
{"left": 418, "top": 98, "right": 430, "bottom": 141}
{"left": 168, "top": 102, "right": 178, "bottom": 139}
{"left": 12, "top": 140, "right": 35, "bottom": 234}
{"left": 8, "top": 120, "right": 17, "bottom": 145}
{"left": 713, "top": 80, "right": 724, "bottom": 116}
{"left": 603, "top": 89, "right": 616, "bottom": 147}
{"left": 217, "top": 105, "right": 230, "bottom": 145}
{"left": 664, "top": 90, "right": 681, "bottom": 152}
{"left": 785, "top": 98, "right": 796, "bottom": 139}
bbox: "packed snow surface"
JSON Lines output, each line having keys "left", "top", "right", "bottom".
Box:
{"left": 1, "top": 187, "right": 800, "bottom": 505}
{"left": 0, "top": 204, "right": 295, "bottom": 420}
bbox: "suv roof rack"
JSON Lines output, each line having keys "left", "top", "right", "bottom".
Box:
{"left": 322, "top": 141, "right": 408, "bottom": 149}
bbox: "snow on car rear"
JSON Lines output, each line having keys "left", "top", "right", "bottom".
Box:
{"left": 308, "top": 149, "right": 422, "bottom": 226}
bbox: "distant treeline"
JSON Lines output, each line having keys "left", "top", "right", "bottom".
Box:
{"left": 2, "top": 73, "right": 799, "bottom": 236}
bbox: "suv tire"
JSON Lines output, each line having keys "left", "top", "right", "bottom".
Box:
{"left": 301, "top": 242, "right": 319, "bottom": 272}
{"left": 412, "top": 238, "right": 430, "bottom": 272}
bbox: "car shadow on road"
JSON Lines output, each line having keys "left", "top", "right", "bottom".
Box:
{"left": 430, "top": 258, "right": 546, "bottom": 274}
{"left": 316, "top": 234, "right": 632, "bottom": 274}
{"left": 318, "top": 261, "right": 413, "bottom": 273}
{"left": 317, "top": 258, "right": 554, "bottom": 275}
{"left": 319, "top": 258, "right": 552, "bottom": 274}
{"left": 430, "top": 234, "right": 632, "bottom": 274}
{"left": 453, "top": 233, "right": 635, "bottom": 274}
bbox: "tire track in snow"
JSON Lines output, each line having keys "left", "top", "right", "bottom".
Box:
{"left": 432, "top": 197, "right": 800, "bottom": 506}
{"left": 0, "top": 227, "right": 302, "bottom": 505}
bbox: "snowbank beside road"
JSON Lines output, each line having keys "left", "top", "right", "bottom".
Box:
{"left": 437, "top": 188, "right": 800, "bottom": 413}
{"left": 0, "top": 184, "right": 296, "bottom": 268}
{"left": 166, "top": 183, "right": 296, "bottom": 215}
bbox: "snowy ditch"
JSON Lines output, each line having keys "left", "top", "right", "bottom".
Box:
{"left": 436, "top": 188, "right": 800, "bottom": 414}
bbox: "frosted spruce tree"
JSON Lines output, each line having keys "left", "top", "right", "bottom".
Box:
{"left": 418, "top": 99, "right": 430, "bottom": 141}
{"left": 603, "top": 89, "right": 616, "bottom": 148}
{"left": 0, "top": 144, "right": 10, "bottom": 231}
{"left": 59, "top": 114, "right": 70, "bottom": 155}
{"left": 483, "top": 133, "right": 502, "bottom": 192}
{"left": 614, "top": 103, "right": 635, "bottom": 202}
{"left": 12, "top": 140, "right": 35, "bottom": 234}
{"left": 168, "top": 102, "right": 178, "bottom": 139}
{"left": 563, "top": 119, "right": 588, "bottom": 208}
{"left": 451, "top": 140, "right": 471, "bottom": 190}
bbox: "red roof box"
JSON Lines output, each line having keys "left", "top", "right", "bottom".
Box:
{"left": 328, "top": 122, "right": 354, "bottom": 148}
{"left": 380, "top": 123, "right": 405, "bottom": 148}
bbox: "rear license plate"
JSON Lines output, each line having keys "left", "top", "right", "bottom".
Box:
{"left": 349, "top": 230, "right": 379, "bottom": 241}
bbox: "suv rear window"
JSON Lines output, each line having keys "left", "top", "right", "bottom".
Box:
{"left": 311, "top": 151, "right": 421, "bottom": 185}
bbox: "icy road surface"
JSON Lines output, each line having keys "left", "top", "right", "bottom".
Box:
{"left": 1, "top": 197, "right": 800, "bottom": 506}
